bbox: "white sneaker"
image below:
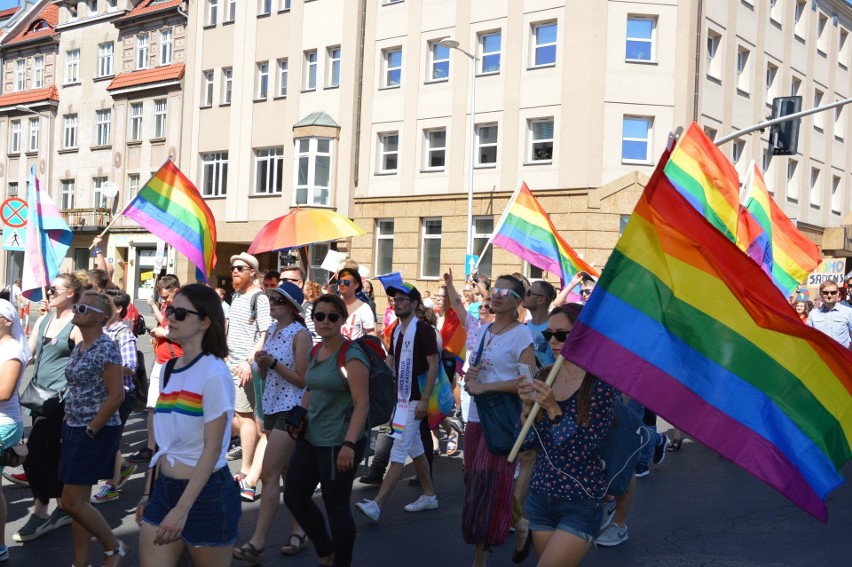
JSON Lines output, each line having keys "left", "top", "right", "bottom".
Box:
{"left": 600, "top": 498, "right": 616, "bottom": 530}
{"left": 596, "top": 523, "right": 628, "bottom": 547}
{"left": 404, "top": 494, "right": 439, "bottom": 512}
{"left": 355, "top": 499, "right": 381, "bottom": 522}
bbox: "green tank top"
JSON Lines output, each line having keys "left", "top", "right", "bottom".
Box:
{"left": 33, "top": 313, "right": 74, "bottom": 392}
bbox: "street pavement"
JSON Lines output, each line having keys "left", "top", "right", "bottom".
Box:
{"left": 3, "top": 333, "right": 851, "bottom": 566}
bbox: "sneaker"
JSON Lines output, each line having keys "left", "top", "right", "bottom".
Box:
{"left": 117, "top": 462, "right": 137, "bottom": 489}
{"left": 358, "top": 473, "right": 383, "bottom": 485}
{"left": 596, "top": 523, "right": 628, "bottom": 547}
{"left": 45, "top": 507, "right": 72, "bottom": 530}
{"left": 128, "top": 447, "right": 153, "bottom": 463}
{"left": 404, "top": 494, "right": 439, "bottom": 512}
{"left": 3, "top": 471, "right": 29, "bottom": 486}
{"left": 12, "top": 514, "right": 51, "bottom": 542}
{"left": 634, "top": 463, "right": 650, "bottom": 478}
{"left": 653, "top": 434, "right": 670, "bottom": 466}
{"left": 91, "top": 483, "right": 119, "bottom": 504}
{"left": 354, "top": 499, "right": 381, "bottom": 522}
{"left": 600, "top": 498, "right": 617, "bottom": 530}
{"left": 0, "top": 544, "right": 8, "bottom": 561}
{"left": 240, "top": 479, "right": 257, "bottom": 502}
{"left": 226, "top": 446, "right": 243, "bottom": 461}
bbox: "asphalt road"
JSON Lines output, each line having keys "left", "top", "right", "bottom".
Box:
{"left": 3, "top": 333, "right": 851, "bottom": 566}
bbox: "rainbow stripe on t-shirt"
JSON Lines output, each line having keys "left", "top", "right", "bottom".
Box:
{"left": 155, "top": 390, "right": 203, "bottom": 417}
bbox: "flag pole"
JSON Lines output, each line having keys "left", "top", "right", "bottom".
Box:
{"left": 508, "top": 354, "right": 565, "bottom": 463}
{"left": 472, "top": 180, "right": 525, "bottom": 273}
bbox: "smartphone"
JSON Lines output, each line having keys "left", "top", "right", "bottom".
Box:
{"left": 517, "top": 363, "right": 534, "bottom": 385}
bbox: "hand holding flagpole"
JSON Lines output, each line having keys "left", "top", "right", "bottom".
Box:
{"left": 508, "top": 355, "right": 565, "bottom": 462}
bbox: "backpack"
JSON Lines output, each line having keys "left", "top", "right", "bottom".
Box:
{"left": 310, "top": 335, "right": 396, "bottom": 428}
{"left": 126, "top": 303, "right": 147, "bottom": 337}
{"left": 114, "top": 327, "right": 149, "bottom": 412}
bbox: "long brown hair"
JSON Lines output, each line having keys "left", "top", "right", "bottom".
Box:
{"left": 551, "top": 303, "right": 596, "bottom": 426}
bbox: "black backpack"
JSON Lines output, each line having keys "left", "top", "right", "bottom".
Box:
{"left": 311, "top": 335, "right": 396, "bottom": 428}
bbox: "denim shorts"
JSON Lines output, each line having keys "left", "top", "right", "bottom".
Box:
{"left": 58, "top": 424, "right": 121, "bottom": 485}
{"left": 143, "top": 466, "right": 241, "bottom": 547}
{"left": 526, "top": 491, "right": 603, "bottom": 543}
{"left": 0, "top": 421, "right": 23, "bottom": 474}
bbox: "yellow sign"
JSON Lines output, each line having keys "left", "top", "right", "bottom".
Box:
{"left": 139, "top": 270, "right": 154, "bottom": 282}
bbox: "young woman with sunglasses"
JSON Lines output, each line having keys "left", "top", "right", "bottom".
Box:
{"left": 337, "top": 268, "right": 376, "bottom": 340}
{"left": 58, "top": 291, "right": 127, "bottom": 566}
{"left": 463, "top": 275, "right": 536, "bottom": 567}
{"left": 136, "top": 285, "right": 239, "bottom": 567}
{"left": 516, "top": 304, "right": 615, "bottom": 567}
{"left": 283, "top": 294, "right": 369, "bottom": 567}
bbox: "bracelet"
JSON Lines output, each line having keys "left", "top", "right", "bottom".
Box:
{"left": 91, "top": 247, "right": 102, "bottom": 258}
{"left": 341, "top": 440, "right": 357, "bottom": 451}
{"left": 271, "top": 358, "right": 279, "bottom": 369}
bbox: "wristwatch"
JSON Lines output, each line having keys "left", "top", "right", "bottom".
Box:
{"left": 85, "top": 425, "right": 97, "bottom": 438}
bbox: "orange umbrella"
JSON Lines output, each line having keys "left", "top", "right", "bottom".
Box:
{"left": 247, "top": 208, "right": 365, "bottom": 254}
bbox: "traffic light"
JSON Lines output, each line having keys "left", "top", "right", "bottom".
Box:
{"left": 768, "top": 96, "right": 802, "bottom": 155}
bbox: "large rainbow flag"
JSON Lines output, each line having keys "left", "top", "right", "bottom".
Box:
{"left": 564, "top": 143, "right": 852, "bottom": 521}
{"left": 743, "top": 161, "right": 822, "bottom": 297}
{"left": 123, "top": 160, "right": 217, "bottom": 282}
{"left": 492, "top": 182, "right": 598, "bottom": 282}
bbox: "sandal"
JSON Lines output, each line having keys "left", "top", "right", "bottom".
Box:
{"left": 446, "top": 431, "right": 459, "bottom": 456}
{"left": 281, "top": 532, "right": 307, "bottom": 555}
{"left": 233, "top": 541, "right": 264, "bottom": 565}
{"left": 103, "top": 540, "right": 127, "bottom": 567}
{"left": 667, "top": 438, "right": 683, "bottom": 452}
{"left": 233, "top": 472, "right": 247, "bottom": 482}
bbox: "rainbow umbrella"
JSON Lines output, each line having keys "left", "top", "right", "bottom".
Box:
{"left": 247, "top": 207, "right": 366, "bottom": 254}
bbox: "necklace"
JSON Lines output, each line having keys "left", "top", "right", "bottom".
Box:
{"left": 485, "top": 320, "right": 516, "bottom": 350}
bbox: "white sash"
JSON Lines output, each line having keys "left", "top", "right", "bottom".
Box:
{"left": 390, "top": 319, "right": 418, "bottom": 437}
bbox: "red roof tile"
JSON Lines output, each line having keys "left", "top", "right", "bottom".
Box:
{"left": 118, "top": 0, "right": 182, "bottom": 21}
{"left": 0, "top": 85, "right": 59, "bottom": 108}
{"left": 0, "top": 7, "right": 18, "bottom": 19}
{"left": 4, "top": 3, "right": 58, "bottom": 46}
{"left": 107, "top": 63, "right": 185, "bottom": 91}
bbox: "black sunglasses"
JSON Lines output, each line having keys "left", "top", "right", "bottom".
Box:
{"left": 269, "top": 296, "right": 290, "bottom": 305}
{"left": 542, "top": 329, "right": 570, "bottom": 343}
{"left": 312, "top": 312, "right": 341, "bottom": 322}
{"left": 165, "top": 306, "right": 204, "bottom": 321}
{"left": 230, "top": 265, "right": 251, "bottom": 272}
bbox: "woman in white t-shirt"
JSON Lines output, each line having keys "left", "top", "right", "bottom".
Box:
{"left": 337, "top": 268, "right": 376, "bottom": 339}
{"left": 136, "top": 285, "right": 238, "bottom": 567}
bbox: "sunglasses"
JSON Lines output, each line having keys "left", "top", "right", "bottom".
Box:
{"left": 72, "top": 303, "right": 105, "bottom": 315}
{"left": 46, "top": 286, "right": 65, "bottom": 297}
{"left": 821, "top": 290, "right": 839, "bottom": 296}
{"left": 269, "top": 295, "right": 290, "bottom": 305}
{"left": 479, "top": 304, "right": 492, "bottom": 310}
{"left": 492, "top": 287, "right": 522, "bottom": 300}
{"left": 525, "top": 289, "right": 544, "bottom": 298}
{"left": 339, "top": 279, "right": 354, "bottom": 287}
{"left": 580, "top": 289, "right": 593, "bottom": 296}
{"left": 230, "top": 265, "right": 251, "bottom": 272}
{"left": 542, "top": 329, "right": 571, "bottom": 342}
{"left": 281, "top": 277, "right": 302, "bottom": 284}
{"left": 312, "top": 311, "right": 341, "bottom": 322}
{"left": 165, "top": 305, "right": 204, "bottom": 321}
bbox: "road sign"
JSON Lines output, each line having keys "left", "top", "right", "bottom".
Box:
{"left": 1, "top": 197, "right": 28, "bottom": 228}
{"left": 2, "top": 228, "right": 25, "bottom": 251}
{"left": 101, "top": 181, "right": 118, "bottom": 198}
{"left": 465, "top": 254, "right": 479, "bottom": 276}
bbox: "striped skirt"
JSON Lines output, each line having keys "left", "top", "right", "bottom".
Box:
{"left": 462, "top": 422, "right": 516, "bottom": 547}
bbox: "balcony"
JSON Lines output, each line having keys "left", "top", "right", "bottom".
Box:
{"left": 61, "top": 208, "right": 112, "bottom": 230}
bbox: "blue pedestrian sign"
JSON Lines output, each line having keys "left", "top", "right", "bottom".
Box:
{"left": 465, "top": 254, "right": 479, "bottom": 276}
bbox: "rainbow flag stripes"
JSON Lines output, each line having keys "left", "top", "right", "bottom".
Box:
{"left": 123, "top": 160, "right": 217, "bottom": 282}
{"left": 155, "top": 390, "right": 204, "bottom": 417}
{"left": 564, "top": 145, "right": 852, "bottom": 522}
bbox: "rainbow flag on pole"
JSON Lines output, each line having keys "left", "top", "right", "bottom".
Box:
{"left": 743, "top": 161, "right": 821, "bottom": 297}
{"left": 491, "top": 182, "right": 598, "bottom": 282}
{"left": 564, "top": 143, "right": 852, "bottom": 522}
{"left": 123, "top": 160, "right": 217, "bottom": 282}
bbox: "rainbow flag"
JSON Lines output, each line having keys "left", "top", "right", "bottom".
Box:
{"left": 21, "top": 166, "right": 72, "bottom": 302}
{"left": 440, "top": 308, "right": 467, "bottom": 364}
{"left": 564, "top": 145, "right": 852, "bottom": 522}
{"left": 492, "top": 182, "right": 598, "bottom": 282}
{"left": 123, "top": 160, "right": 217, "bottom": 282}
{"left": 743, "top": 161, "right": 822, "bottom": 297}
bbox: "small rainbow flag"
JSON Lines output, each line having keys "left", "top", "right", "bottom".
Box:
{"left": 440, "top": 308, "right": 467, "bottom": 366}
{"left": 743, "top": 161, "right": 822, "bottom": 297}
{"left": 565, "top": 144, "right": 852, "bottom": 522}
{"left": 123, "top": 160, "right": 217, "bottom": 282}
{"left": 492, "top": 182, "right": 598, "bottom": 283}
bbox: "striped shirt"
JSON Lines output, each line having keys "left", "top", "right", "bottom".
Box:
{"left": 227, "top": 289, "right": 271, "bottom": 365}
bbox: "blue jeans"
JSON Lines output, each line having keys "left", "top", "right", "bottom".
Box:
{"left": 626, "top": 399, "right": 662, "bottom": 467}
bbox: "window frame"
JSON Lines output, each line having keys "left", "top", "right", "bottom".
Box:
{"left": 254, "top": 147, "right": 285, "bottom": 195}
{"left": 9, "top": 120, "right": 21, "bottom": 154}
{"left": 92, "top": 177, "right": 109, "bottom": 209}
{"left": 63, "top": 114, "right": 78, "bottom": 149}
{"left": 621, "top": 115, "right": 652, "bottom": 164}
{"left": 706, "top": 30, "right": 722, "bottom": 79}
{"left": 423, "top": 128, "right": 447, "bottom": 171}
{"left": 256, "top": 61, "right": 270, "bottom": 99}
{"left": 736, "top": 45, "right": 750, "bottom": 94}
{"left": 224, "top": 0, "right": 236, "bottom": 22}
{"left": 809, "top": 167, "right": 822, "bottom": 207}
{"left": 382, "top": 47, "right": 402, "bottom": 88}
{"left": 159, "top": 28, "right": 173, "bottom": 66}
{"left": 813, "top": 89, "right": 824, "bottom": 131}
{"left": 531, "top": 21, "right": 557, "bottom": 68}
{"left": 420, "top": 218, "right": 442, "bottom": 279}
{"left": 304, "top": 50, "right": 318, "bottom": 91}
{"left": 202, "top": 70, "right": 214, "bottom": 107}
{"left": 33, "top": 55, "right": 44, "bottom": 88}
{"left": 278, "top": 59, "right": 289, "bottom": 97}
{"left": 207, "top": 0, "right": 219, "bottom": 26}
{"left": 154, "top": 99, "right": 167, "bottom": 138}
{"left": 377, "top": 131, "right": 399, "bottom": 174}
{"left": 60, "top": 179, "right": 75, "bottom": 210}
{"left": 478, "top": 31, "right": 501, "bottom": 75}
{"left": 28, "top": 117, "right": 39, "bottom": 153}
{"left": 201, "top": 152, "right": 229, "bottom": 197}
{"left": 95, "top": 109, "right": 111, "bottom": 146}
{"left": 786, "top": 158, "right": 799, "bottom": 202}
{"left": 428, "top": 40, "right": 450, "bottom": 82}
{"left": 293, "top": 137, "right": 333, "bottom": 206}
{"left": 625, "top": 15, "right": 656, "bottom": 62}
{"left": 136, "top": 33, "right": 149, "bottom": 70}
{"left": 98, "top": 42, "right": 114, "bottom": 77}
{"left": 475, "top": 122, "right": 498, "bottom": 167}
{"left": 472, "top": 216, "right": 494, "bottom": 276}
{"left": 528, "top": 118, "right": 554, "bottom": 163}
{"left": 831, "top": 175, "right": 842, "bottom": 214}
{"left": 15, "top": 59, "right": 25, "bottom": 91}
{"left": 221, "top": 67, "right": 232, "bottom": 104}
{"left": 327, "top": 46, "right": 341, "bottom": 87}
{"left": 375, "top": 219, "right": 394, "bottom": 275}
{"left": 129, "top": 102, "right": 143, "bottom": 142}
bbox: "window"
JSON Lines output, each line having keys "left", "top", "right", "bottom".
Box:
{"left": 63, "top": 114, "right": 77, "bottom": 149}
{"left": 136, "top": 34, "right": 149, "bottom": 70}
{"left": 769, "top": 0, "right": 782, "bottom": 24}
{"left": 202, "top": 70, "right": 214, "bottom": 106}
{"left": 258, "top": 0, "right": 272, "bottom": 15}
{"left": 28, "top": 118, "right": 39, "bottom": 152}
{"left": 9, "top": 120, "right": 20, "bottom": 153}
{"left": 794, "top": 0, "right": 806, "bottom": 38}
{"left": 831, "top": 175, "right": 842, "bottom": 214}
{"left": 201, "top": 152, "right": 228, "bottom": 196}
{"left": 736, "top": 46, "right": 750, "bottom": 93}
{"left": 88, "top": 0, "right": 98, "bottom": 15}
{"left": 7, "top": 182, "right": 17, "bottom": 198}
{"left": 256, "top": 61, "right": 269, "bottom": 99}
{"left": 626, "top": 16, "right": 655, "bottom": 62}
{"left": 281, "top": 0, "right": 292, "bottom": 10}
{"left": 304, "top": 50, "right": 317, "bottom": 90}
{"left": 420, "top": 218, "right": 442, "bottom": 278}
{"left": 207, "top": 0, "right": 218, "bottom": 26}
{"left": 475, "top": 123, "right": 498, "bottom": 166}
{"left": 60, "top": 180, "right": 75, "bottom": 210}
{"left": 706, "top": 30, "right": 721, "bottom": 79}
{"left": 786, "top": 159, "right": 799, "bottom": 201}
{"left": 293, "top": 138, "right": 332, "bottom": 205}
{"left": 429, "top": 41, "right": 450, "bottom": 81}
{"left": 840, "top": 29, "right": 849, "bottom": 68}
{"left": 327, "top": 46, "right": 341, "bottom": 87}
{"left": 473, "top": 216, "right": 493, "bottom": 276}
{"left": 255, "top": 147, "right": 284, "bottom": 194}
{"left": 835, "top": 104, "right": 845, "bottom": 140}
{"left": 532, "top": 22, "right": 557, "bottom": 67}
{"left": 810, "top": 167, "right": 821, "bottom": 207}
{"left": 33, "top": 55, "right": 44, "bottom": 88}
{"left": 221, "top": 68, "right": 232, "bottom": 104}
{"left": 375, "top": 219, "right": 394, "bottom": 275}
{"left": 277, "top": 59, "right": 288, "bottom": 96}
{"left": 383, "top": 47, "right": 402, "bottom": 87}
{"left": 423, "top": 128, "right": 446, "bottom": 170}
{"left": 154, "top": 99, "right": 167, "bottom": 138}
{"left": 529, "top": 118, "right": 554, "bottom": 162}
{"left": 622, "top": 116, "right": 652, "bottom": 163}
{"left": 128, "top": 174, "right": 141, "bottom": 198}
{"left": 813, "top": 89, "right": 824, "bottom": 130}
{"left": 479, "top": 31, "right": 501, "bottom": 74}
{"left": 377, "top": 132, "right": 399, "bottom": 173}
{"left": 762, "top": 150, "right": 772, "bottom": 179}
{"left": 98, "top": 42, "right": 114, "bottom": 77}
{"left": 791, "top": 76, "right": 801, "bottom": 97}
{"left": 159, "top": 29, "right": 173, "bottom": 66}
{"left": 14, "top": 60, "right": 24, "bottom": 91}
{"left": 95, "top": 109, "right": 111, "bottom": 146}
{"left": 225, "top": 0, "right": 236, "bottom": 22}
{"left": 732, "top": 139, "right": 745, "bottom": 165}
{"left": 817, "top": 13, "right": 829, "bottom": 53}
{"left": 765, "top": 62, "right": 778, "bottom": 102}
{"left": 107, "top": 0, "right": 117, "bottom": 9}
{"left": 93, "top": 177, "right": 109, "bottom": 209}
{"left": 129, "top": 103, "right": 143, "bottom": 142}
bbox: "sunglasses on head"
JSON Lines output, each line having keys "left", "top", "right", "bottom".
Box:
{"left": 542, "top": 329, "right": 571, "bottom": 343}
{"left": 165, "top": 305, "right": 204, "bottom": 321}
{"left": 230, "top": 265, "right": 251, "bottom": 272}
{"left": 72, "top": 303, "right": 105, "bottom": 315}
{"left": 492, "top": 287, "right": 522, "bottom": 300}
{"left": 312, "top": 311, "right": 341, "bottom": 322}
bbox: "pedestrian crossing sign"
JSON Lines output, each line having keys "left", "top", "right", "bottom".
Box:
{"left": 2, "top": 228, "right": 25, "bottom": 251}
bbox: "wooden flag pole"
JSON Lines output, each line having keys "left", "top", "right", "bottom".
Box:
{"left": 507, "top": 354, "right": 565, "bottom": 463}
{"left": 90, "top": 213, "right": 124, "bottom": 248}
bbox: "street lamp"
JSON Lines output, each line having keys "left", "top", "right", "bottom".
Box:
{"left": 439, "top": 37, "right": 478, "bottom": 263}
{"left": 15, "top": 105, "right": 53, "bottom": 192}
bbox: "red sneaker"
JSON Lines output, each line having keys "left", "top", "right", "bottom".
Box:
{"left": 3, "top": 471, "right": 29, "bottom": 487}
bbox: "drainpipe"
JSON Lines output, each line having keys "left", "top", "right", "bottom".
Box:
{"left": 692, "top": 0, "right": 703, "bottom": 122}
{"left": 353, "top": 0, "right": 367, "bottom": 189}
